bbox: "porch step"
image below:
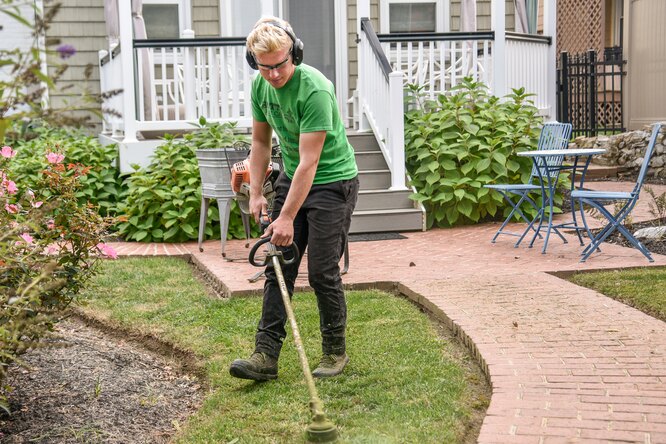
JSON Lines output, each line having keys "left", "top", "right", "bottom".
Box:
{"left": 355, "top": 150, "right": 388, "bottom": 170}
{"left": 348, "top": 129, "right": 425, "bottom": 233}
{"left": 356, "top": 189, "right": 415, "bottom": 211}
{"left": 347, "top": 131, "right": 380, "bottom": 152}
{"left": 358, "top": 169, "right": 392, "bottom": 190}
{"left": 350, "top": 208, "right": 425, "bottom": 234}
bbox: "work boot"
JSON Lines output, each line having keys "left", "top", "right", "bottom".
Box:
{"left": 229, "top": 352, "right": 278, "bottom": 381}
{"left": 312, "top": 353, "right": 349, "bottom": 378}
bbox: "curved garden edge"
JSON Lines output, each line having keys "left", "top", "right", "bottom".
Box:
{"left": 70, "top": 308, "right": 210, "bottom": 386}
{"left": 2, "top": 255, "right": 493, "bottom": 443}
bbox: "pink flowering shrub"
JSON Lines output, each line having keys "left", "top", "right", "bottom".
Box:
{"left": 0, "top": 148, "right": 115, "bottom": 413}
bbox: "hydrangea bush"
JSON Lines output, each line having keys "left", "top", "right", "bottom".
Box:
{"left": 404, "top": 78, "right": 570, "bottom": 228}
{"left": 7, "top": 125, "right": 125, "bottom": 217}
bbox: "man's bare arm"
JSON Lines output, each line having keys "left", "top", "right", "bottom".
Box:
{"left": 248, "top": 120, "right": 273, "bottom": 221}
{"left": 265, "top": 130, "right": 325, "bottom": 246}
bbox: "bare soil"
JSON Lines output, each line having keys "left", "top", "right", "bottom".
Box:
{"left": 0, "top": 317, "right": 204, "bottom": 443}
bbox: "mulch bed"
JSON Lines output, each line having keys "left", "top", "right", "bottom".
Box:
{"left": 0, "top": 318, "right": 204, "bottom": 443}
{"left": 603, "top": 219, "right": 666, "bottom": 257}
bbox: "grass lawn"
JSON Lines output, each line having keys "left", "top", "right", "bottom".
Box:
{"left": 567, "top": 266, "right": 666, "bottom": 322}
{"left": 78, "top": 257, "right": 489, "bottom": 443}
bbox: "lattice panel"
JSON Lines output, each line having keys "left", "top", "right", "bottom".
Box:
{"left": 557, "top": 0, "right": 604, "bottom": 55}
{"left": 597, "top": 101, "right": 623, "bottom": 129}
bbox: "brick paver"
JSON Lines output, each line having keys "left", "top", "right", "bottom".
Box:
{"left": 109, "top": 182, "right": 666, "bottom": 443}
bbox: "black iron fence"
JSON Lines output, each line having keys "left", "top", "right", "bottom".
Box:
{"left": 557, "top": 47, "right": 626, "bottom": 137}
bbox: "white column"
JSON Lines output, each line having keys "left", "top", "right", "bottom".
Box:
{"left": 543, "top": 0, "right": 557, "bottom": 121}
{"left": 491, "top": 0, "right": 506, "bottom": 99}
{"left": 388, "top": 71, "right": 407, "bottom": 190}
{"left": 357, "top": 0, "right": 370, "bottom": 35}
{"left": 99, "top": 50, "right": 109, "bottom": 135}
{"left": 357, "top": 0, "right": 371, "bottom": 132}
{"left": 182, "top": 29, "right": 197, "bottom": 121}
{"left": 35, "top": 0, "right": 49, "bottom": 110}
{"left": 118, "top": 0, "right": 137, "bottom": 142}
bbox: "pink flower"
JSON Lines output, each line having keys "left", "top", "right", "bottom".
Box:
{"left": 46, "top": 152, "right": 65, "bottom": 164}
{"left": 96, "top": 242, "right": 118, "bottom": 259}
{"left": 5, "top": 203, "right": 18, "bottom": 214}
{"left": 19, "top": 233, "right": 34, "bottom": 244}
{"left": 46, "top": 245, "right": 59, "bottom": 255}
{"left": 1, "top": 146, "right": 16, "bottom": 158}
{"left": 6, "top": 180, "right": 18, "bottom": 195}
{"left": 31, "top": 201, "right": 43, "bottom": 208}
{"left": 46, "top": 219, "right": 55, "bottom": 229}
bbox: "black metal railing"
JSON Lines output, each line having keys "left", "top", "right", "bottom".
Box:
{"left": 557, "top": 47, "right": 626, "bottom": 137}
{"left": 360, "top": 18, "right": 393, "bottom": 81}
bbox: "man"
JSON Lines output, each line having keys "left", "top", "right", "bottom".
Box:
{"left": 229, "top": 17, "right": 359, "bottom": 381}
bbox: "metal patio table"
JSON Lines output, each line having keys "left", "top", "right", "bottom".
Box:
{"left": 516, "top": 148, "right": 606, "bottom": 253}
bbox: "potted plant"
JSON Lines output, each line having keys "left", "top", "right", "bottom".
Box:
{"left": 191, "top": 117, "right": 253, "bottom": 255}
{"left": 193, "top": 117, "right": 251, "bottom": 198}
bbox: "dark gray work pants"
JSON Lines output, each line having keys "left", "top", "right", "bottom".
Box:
{"left": 255, "top": 173, "right": 359, "bottom": 358}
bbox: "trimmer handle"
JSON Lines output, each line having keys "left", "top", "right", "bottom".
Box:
{"left": 248, "top": 237, "right": 300, "bottom": 267}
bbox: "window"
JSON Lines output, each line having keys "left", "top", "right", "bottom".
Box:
{"left": 380, "top": 0, "right": 448, "bottom": 33}
{"left": 220, "top": 0, "right": 280, "bottom": 37}
{"left": 143, "top": 0, "right": 183, "bottom": 39}
{"left": 604, "top": 0, "right": 624, "bottom": 48}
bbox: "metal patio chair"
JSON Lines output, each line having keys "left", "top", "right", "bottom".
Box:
{"left": 573, "top": 122, "right": 663, "bottom": 262}
{"left": 485, "top": 122, "right": 573, "bottom": 246}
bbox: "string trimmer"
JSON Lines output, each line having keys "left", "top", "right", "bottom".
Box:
{"left": 249, "top": 219, "right": 339, "bottom": 443}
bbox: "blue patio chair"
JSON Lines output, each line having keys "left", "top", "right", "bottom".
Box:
{"left": 573, "top": 122, "right": 663, "bottom": 262}
{"left": 485, "top": 122, "right": 573, "bottom": 246}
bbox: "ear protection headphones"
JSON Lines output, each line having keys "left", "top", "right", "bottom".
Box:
{"left": 246, "top": 21, "right": 304, "bottom": 70}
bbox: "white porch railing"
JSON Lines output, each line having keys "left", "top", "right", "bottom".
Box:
{"left": 357, "top": 15, "right": 555, "bottom": 194}
{"left": 380, "top": 32, "right": 494, "bottom": 100}
{"left": 98, "top": 32, "right": 253, "bottom": 141}
{"left": 133, "top": 34, "right": 253, "bottom": 132}
{"left": 357, "top": 18, "right": 407, "bottom": 190}
{"left": 506, "top": 32, "right": 553, "bottom": 114}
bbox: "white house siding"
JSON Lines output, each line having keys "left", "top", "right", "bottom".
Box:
{"left": 0, "top": 1, "right": 37, "bottom": 83}
{"left": 45, "top": 0, "right": 106, "bottom": 128}
{"left": 192, "top": 0, "right": 219, "bottom": 37}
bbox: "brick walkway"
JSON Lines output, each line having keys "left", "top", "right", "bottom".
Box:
{"left": 109, "top": 182, "right": 666, "bottom": 443}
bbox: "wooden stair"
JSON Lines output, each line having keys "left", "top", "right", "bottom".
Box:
{"left": 347, "top": 131, "right": 425, "bottom": 233}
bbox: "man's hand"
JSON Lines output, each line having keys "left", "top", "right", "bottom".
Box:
{"left": 263, "top": 214, "right": 294, "bottom": 246}
{"left": 249, "top": 194, "right": 268, "bottom": 223}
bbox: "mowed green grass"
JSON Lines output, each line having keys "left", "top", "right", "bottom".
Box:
{"left": 568, "top": 267, "right": 666, "bottom": 321}
{"left": 79, "top": 257, "right": 488, "bottom": 443}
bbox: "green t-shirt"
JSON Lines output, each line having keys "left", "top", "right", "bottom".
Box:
{"left": 251, "top": 64, "right": 358, "bottom": 184}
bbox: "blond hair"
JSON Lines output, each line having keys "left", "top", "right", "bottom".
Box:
{"left": 246, "top": 17, "right": 294, "bottom": 56}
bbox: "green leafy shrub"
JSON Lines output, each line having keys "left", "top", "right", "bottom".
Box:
{"left": 7, "top": 125, "right": 125, "bottom": 216}
{"left": 405, "top": 78, "right": 568, "bottom": 228}
{"left": 116, "top": 121, "right": 257, "bottom": 242}
{"left": 1, "top": 145, "right": 114, "bottom": 413}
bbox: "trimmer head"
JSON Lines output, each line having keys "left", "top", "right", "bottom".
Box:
{"left": 304, "top": 413, "right": 338, "bottom": 443}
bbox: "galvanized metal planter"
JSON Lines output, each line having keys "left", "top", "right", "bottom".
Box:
{"left": 195, "top": 145, "right": 252, "bottom": 256}
{"left": 195, "top": 148, "right": 243, "bottom": 198}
